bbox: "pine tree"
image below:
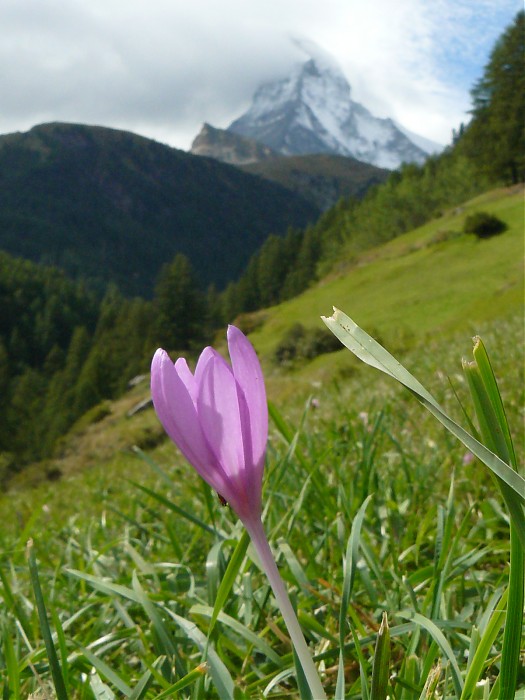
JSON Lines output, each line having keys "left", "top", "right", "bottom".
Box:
{"left": 40, "top": 326, "right": 93, "bottom": 452}
{"left": 461, "top": 11, "right": 525, "bottom": 183}
{"left": 8, "top": 368, "right": 47, "bottom": 458}
{"left": 0, "top": 340, "right": 10, "bottom": 451}
{"left": 153, "top": 254, "right": 206, "bottom": 350}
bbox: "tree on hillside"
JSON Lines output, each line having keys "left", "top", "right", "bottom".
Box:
{"left": 153, "top": 253, "right": 206, "bottom": 350}
{"left": 460, "top": 11, "right": 525, "bottom": 184}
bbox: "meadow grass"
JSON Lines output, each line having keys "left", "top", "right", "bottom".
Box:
{"left": 0, "top": 308, "right": 523, "bottom": 698}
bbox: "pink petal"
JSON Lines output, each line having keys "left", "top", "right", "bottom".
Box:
{"left": 174, "top": 358, "right": 197, "bottom": 404}
{"left": 227, "top": 326, "right": 268, "bottom": 473}
{"left": 151, "top": 349, "right": 228, "bottom": 493}
{"left": 197, "top": 351, "right": 245, "bottom": 480}
{"left": 194, "top": 347, "right": 215, "bottom": 385}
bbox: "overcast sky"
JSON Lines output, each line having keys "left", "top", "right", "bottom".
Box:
{"left": 0, "top": 0, "right": 521, "bottom": 150}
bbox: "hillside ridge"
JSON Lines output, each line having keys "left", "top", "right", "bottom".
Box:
{"left": 0, "top": 121, "right": 320, "bottom": 296}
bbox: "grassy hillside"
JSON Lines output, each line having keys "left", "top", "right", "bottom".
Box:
{"left": 248, "top": 185, "right": 523, "bottom": 361}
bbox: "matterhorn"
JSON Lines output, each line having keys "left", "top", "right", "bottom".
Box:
{"left": 192, "top": 39, "right": 440, "bottom": 170}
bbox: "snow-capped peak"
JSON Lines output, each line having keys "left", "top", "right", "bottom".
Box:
{"left": 228, "top": 41, "right": 434, "bottom": 169}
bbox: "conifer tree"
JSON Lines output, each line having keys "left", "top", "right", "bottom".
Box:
{"left": 460, "top": 11, "right": 525, "bottom": 183}
{"left": 0, "top": 340, "right": 10, "bottom": 450}
{"left": 153, "top": 253, "right": 206, "bottom": 350}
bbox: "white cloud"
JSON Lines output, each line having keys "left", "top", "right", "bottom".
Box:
{"left": 0, "top": 0, "right": 520, "bottom": 148}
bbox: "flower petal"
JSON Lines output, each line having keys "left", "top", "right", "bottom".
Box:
{"left": 174, "top": 357, "right": 197, "bottom": 404}
{"left": 194, "top": 347, "right": 215, "bottom": 384}
{"left": 227, "top": 326, "right": 268, "bottom": 473}
{"left": 151, "top": 349, "right": 228, "bottom": 493}
{"left": 197, "top": 350, "right": 245, "bottom": 481}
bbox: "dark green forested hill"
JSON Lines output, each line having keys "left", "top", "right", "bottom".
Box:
{"left": 240, "top": 153, "right": 390, "bottom": 211}
{"left": 0, "top": 122, "right": 320, "bottom": 296}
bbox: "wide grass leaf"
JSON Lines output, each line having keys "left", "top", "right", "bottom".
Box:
{"left": 398, "top": 611, "right": 463, "bottom": 698}
{"left": 27, "top": 540, "right": 69, "bottom": 700}
{"left": 370, "top": 612, "right": 390, "bottom": 700}
{"left": 163, "top": 608, "right": 236, "bottom": 700}
{"left": 463, "top": 337, "right": 524, "bottom": 700}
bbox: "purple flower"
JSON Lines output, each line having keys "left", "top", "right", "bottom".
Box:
{"left": 150, "top": 325, "right": 268, "bottom": 525}
{"left": 151, "top": 325, "right": 326, "bottom": 698}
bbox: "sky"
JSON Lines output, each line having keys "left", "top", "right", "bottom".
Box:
{"left": 0, "top": 0, "right": 521, "bottom": 151}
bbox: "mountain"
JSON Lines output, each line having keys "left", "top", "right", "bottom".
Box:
{"left": 190, "top": 123, "right": 389, "bottom": 209}
{"left": 239, "top": 153, "right": 389, "bottom": 210}
{"left": 0, "top": 122, "right": 319, "bottom": 297}
{"left": 226, "top": 42, "right": 431, "bottom": 169}
{"left": 190, "top": 122, "right": 278, "bottom": 165}
{"left": 393, "top": 122, "right": 444, "bottom": 156}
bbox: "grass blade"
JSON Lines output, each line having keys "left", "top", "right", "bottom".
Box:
{"left": 0, "top": 565, "right": 33, "bottom": 640}
{"left": 207, "top": 530, "right": 250, "bottom": 638}
{"left": 51, "top": 607, "right": 70, "bottom": 692}
{"left": 460, "top": 588, "right": 507, "bottom": 699}
{"left": 370, "top": 612, "right": 390, "bottom": 700}
{"left": 163, "top": 608, "right": 235, "bottom": 700}
{"left": 192, "top": 604, "right": 282, "bottom": 665}
{"left": 27, "top": 539, "right": 69, "bottom": 700}
{"left": 152, "top": 663, "right": 208, "bottom": 699}
{"left": 78, "top": 645, "right": 132, "bottom": 697}
{"left": 418, "top": 662, "right": 442, "bottom": 700}
{"left": 131, "top": 481, "right": 221, "bottom": 538}
{"left": 2, "top": 622, "right": 20, "bottom": 698}
{"left": 65, "top": 569, "right": 140, "bottom": 603}
{"left": 131, "top": 572, "right": 177, "bottom": 656}
{"left": 463, "top": 337, "right": 524, "bottom": 700}
{"left": 398, "top": 611, "right": 463, "bottom": 698}
{"left": 348, "top": 618, "right": 370, "bottom": 700}
{"left": 336, "top": 494, "right": 373, "bottom": 699}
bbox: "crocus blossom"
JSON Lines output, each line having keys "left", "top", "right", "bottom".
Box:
{"left": 150, "top": 325, "right": 267, "bottom": 526}
{"left": 151, "top": 326, "right": 326, "bottom": 699}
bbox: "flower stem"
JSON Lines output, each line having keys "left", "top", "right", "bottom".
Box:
{"left": 245, "top": 517, "right": 326, "bottom": 700}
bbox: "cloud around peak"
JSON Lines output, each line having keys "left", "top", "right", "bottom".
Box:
{"left": 0, "top": 0, "right": 519, "bottom": 149}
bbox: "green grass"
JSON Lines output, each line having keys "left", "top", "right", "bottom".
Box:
{"left": 248, "top": 186, "right": 523, "bottom": 361}
{"left": 0, "top": 186, "right": 523, "bottom": 698}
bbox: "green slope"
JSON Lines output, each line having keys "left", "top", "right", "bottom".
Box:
{"left": 240, "top": 153, "right": 389, "bottom": 210}
{"left": 248, "top": 186, "right": 523, "bottom": 361}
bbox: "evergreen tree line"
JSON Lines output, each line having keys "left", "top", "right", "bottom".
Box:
{"left": 455, "top": 10, "right": 524, "bottom": 185}
{"left": 0, "top": 253, "right": 217, "bottom": 480}
{"left": 0, "top": 11, "right": 522, "bottom": 484}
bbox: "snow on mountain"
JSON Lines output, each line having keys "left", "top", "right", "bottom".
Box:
{"left": 393, "top": 121, "right": 445, "bottom": 155}
{"left": 228, "top": 41, "right": 431, "bottom": 170}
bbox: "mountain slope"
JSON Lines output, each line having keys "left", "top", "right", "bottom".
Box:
{"left": 227, "top": 43, "right": 430, "bottom": 169}
{"left": 239, "top": 153, "right": 389, "bottom": 210}
{"left": 0, "top": 122, "right": 319, "bottom": 296}
{"left": 190, "top": 125, "right": 389, "bottom": 209}
{"left": 190, "top": 122, "right": 278, "bottom": 164}
{"left": 247, "top": 186, "right": 524, "bottom": 362}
